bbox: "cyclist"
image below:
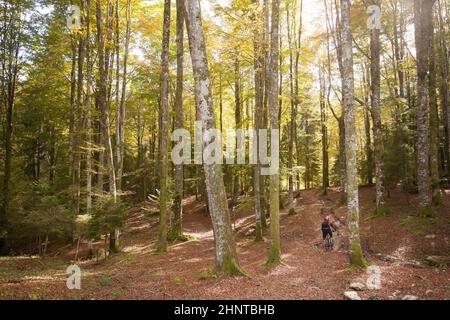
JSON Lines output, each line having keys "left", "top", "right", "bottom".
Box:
{"left": 321, "top": 216, "right": 336, "bottom": 251}
{"left": 321, "top": 216, "right": 333, "bottom": 240}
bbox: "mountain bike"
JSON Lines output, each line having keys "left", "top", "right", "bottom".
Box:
{"left": 324, "top": 233, "right": 334, "bottom": 252}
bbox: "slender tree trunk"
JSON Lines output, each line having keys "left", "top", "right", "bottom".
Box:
{"left": 425, "top": 1, "right": 440, "bottom": 203}
{"left": 184, "top": 0, "right": 243, "bottom": 275}
{"left": 86, "top": 0, "right": 92, "bottom": 213}
{"left": 96, "top": 0, "right": 105, "bottom": 192}
{"left": 362, "top": 63, "right": 373, "bottom": 185}
{"left": 73, "top": 1, "right": 85, "bottom": 226}
{"left": 370, "top": 0, "right": 386, "bottom": 212}
{"left": 97, "top": 0, "right": 117, "bottom": 252}
{"left": 341, "top": 0, "right": 365, "bottom": 267}
{"left": 0, "top": 4, "right": 20, "bottom": 253}
{"left": 157, "top": 0, "right": 171, "bottom": 252}
{"left": 170, "top": 0, "right": 185, "bottom": 241}
{"left": 320, "top": 65, "right": 329, "bottom": 194}
{"left": 252, "top": 0, "right": 264, "bottom": 242}
{"left": 267, "top": 0, "right": 281, "bottom": 265}
{"left": 69, "top": 40, "right": 77, "bottom": 179}
{"left": 287, "top": 2, "right": 295, "bottom": 204}
{"left": 437, "top": 0, "right": 449, "bottom": 176}
{"left": 414, "top": 0, "right": 433, "bottom": 213}
{"left": 295, "top": 0, "right": 303, "bottom": 193}
{"left": 118, "top": 0, "right": 131, "bottom": 192}
{"left": 114, "top": 0, "right": 121, "bottom": 191}
{"left": 231, "top": 58, "right": 241, "bottom": 209}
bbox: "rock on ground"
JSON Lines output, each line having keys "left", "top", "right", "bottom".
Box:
{"left": 349, "top": 282, "right": 365, "bottom": 291}
{"left": 402, "top": 295, "right": 418, "bottom": 300}
{"left": 344, "top": 291, "right": 362, "bottom": 300}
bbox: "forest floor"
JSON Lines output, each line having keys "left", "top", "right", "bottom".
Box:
{"left": 0, "top": 186, "right": 449, "bottom": 300}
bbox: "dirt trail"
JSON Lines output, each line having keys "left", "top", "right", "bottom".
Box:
{"left": 0, "top": 187, "right": 449, "bottom": 300}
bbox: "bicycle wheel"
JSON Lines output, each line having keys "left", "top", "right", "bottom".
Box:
{"left": 324, "top": 235, "right": 332, "bottom": 252}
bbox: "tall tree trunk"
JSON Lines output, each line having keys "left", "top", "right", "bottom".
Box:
{"left": 425, "top": 1, "right": 440, "bottom": 203}
{"left": 437, "top": 0, "right": 449, "bottom": 177}
{"left": 287, "top": 2, "right": 295, "bottom": 204}
{"left": 295, "top": 0, "right": 303, "bottom": 193}
{"left": 341, "top": 0, "right": 365, "bottom": 267}
{"left": 157, "top": 0, "right": 171, "bottom": 252}
{"left": 267, "top": 0, "right": 281, "bottom": 265}
{"left": 184, "top": 0, "right": 243, "bottom": 275}
{"left": 0, "top": 3, "right": 20, "bottom": 253}
{"left": 170, "top": 0, "right": 185, "bottom": 241}
{"left": 118, "top": 0, "right": 131, "bottom": 192}
{"left": 414, "top": 0, "right": 433, "bottom": 213}
{"left": 362, "top": 64, "right": 373, "bottom": 185}
{"left": 69, "top": 41, "right": 77, "bottom": 180}
{"left": 252, "top": 0, "right": 264, "bottom": 242}
{"left": 320, "top": 65, "right": 329, "bottom": 194}
{"left": 96, "top": 0, "right": 105, "bottom": 192}
{"left": 260, "top": 0, "right": 270, "bottom": 230}
{"left": 73, "top": 1, "right": 85, "bottom": 227}
{"left": 370, "top": 0, "right": 386, "bottom": 212}
{"left": 86, "top": 0, "right": 93, "bottom": 213}
{"left": 114, "top": 0, "right": 121, "bottom": 191}
{"left": 85, "top": 0, "right": 93, "bottom": 256}
{"left": 97, "top": 0, "right": 117, "bottom": 252}
{"left": 231, "top": 58, "right": 241, "bottom": 209}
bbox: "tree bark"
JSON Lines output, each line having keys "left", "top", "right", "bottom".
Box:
{"left": 414, "top": 0, "right": 433, "bottom": 212}
{"left": 320, "top": 65, "right": 329, "bottom": 194}
{"left": 287, "top": 1, "right": 295, "bottom": 204}
{"left": 425, "top": 1, "right": 440, "bottom": 203}
{"left": 0, "top": 1, "right": 21, "bottom": 253}
{"left": 341, "top": 0, "right": 365, "bottom": 267}
{"left": 267, "top": 0, "right": 281, "bottom": 265}
{"left": 370, "top": 0, "right": 386, "bottom": 212}
{"left": 114, "top": 0, "right": 121, "bottom": 191}
{"left": 231, "top": 58, "right": 241, "bottom": 209}
{"left": 170, "top": 0, "right": 185, "bottom": 241}
{"left": 157, "top": 0, "right": 171, "bottom": 252}
{"left": 73, "top": 0, "right": 85, "bottom": 227}
{"left": 437, "top": 0, "right": 449, "bottom": 176}
{"left": 252, "top": 0, "right": 264, "bottom": 242}
{"left": 184, "top": 0, "right": 243, "bottom": 275}
{"left": 86, "top": 0, "right": 92, "bottom": 213}
{"left": 97, "top": 0, "right": 118, "bottom": 252}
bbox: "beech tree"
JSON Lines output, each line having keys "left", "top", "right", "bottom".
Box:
{"left": 414, "top": 0, "right": 434, "bottom": 215}
{"left": 370, "top": 0, "right": 386, "bottom": 212}
{"left": 267, "top": 0, "right": 281, "bottom": 265}
{"left": 341, "top": 0, "right": 366, "bottom": 267}
{"left": 170, "top": 0, "right": 186, "bottom": 241}
{"left": 183, "top": 0, "right": 243, "bottom": 274}
{"left": 157, "top": 0, "right": 171, "bottom": 252}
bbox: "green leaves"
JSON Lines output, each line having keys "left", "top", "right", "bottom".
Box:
{"left": 87, "top": 196, "right": 127, "bottom": 239}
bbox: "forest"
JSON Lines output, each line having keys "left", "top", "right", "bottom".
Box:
{"left": 0, "top": 0, "right": 449, "bottom": 301}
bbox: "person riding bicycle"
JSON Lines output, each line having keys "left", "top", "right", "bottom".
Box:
{"left": 321, "top": 215, "right": 336, "bottom": 240}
